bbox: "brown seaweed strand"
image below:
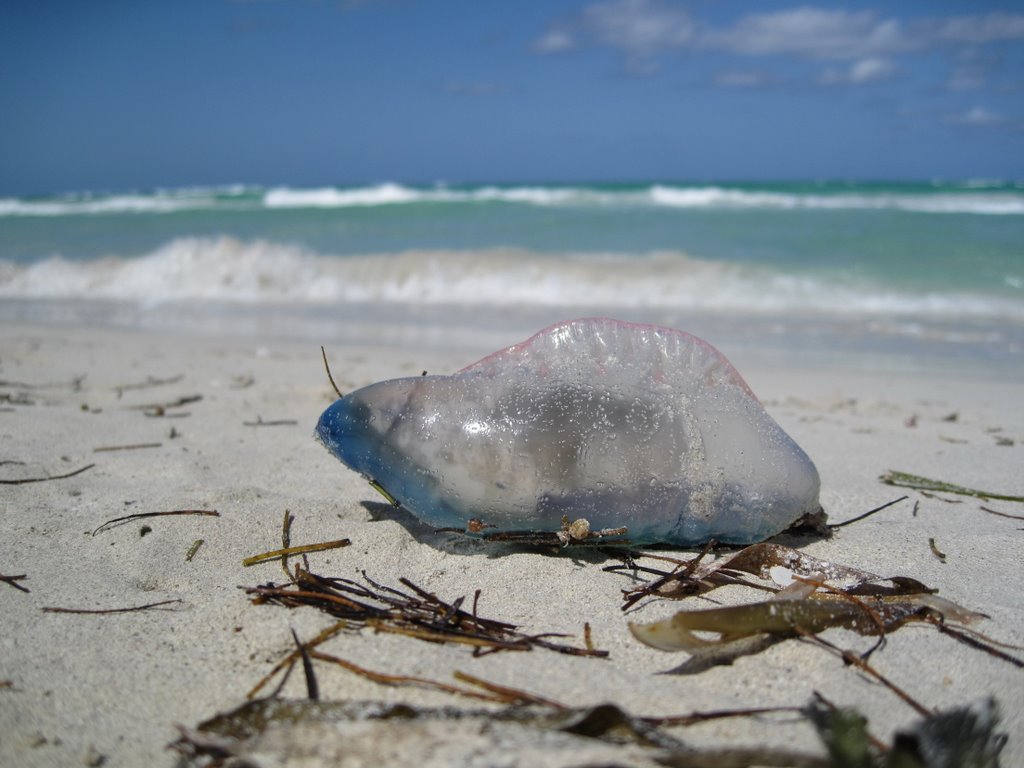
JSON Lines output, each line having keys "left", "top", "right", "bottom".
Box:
{"left": 828, "top": 495, "right": 908, "bottom": 529}
{"left": 0, "top": 463, "right": 95, "bottom": 485}
{"left": 452, "top": 670, "right": 568, "bottom": 709}
{"left": 308, "top": 651, "right": 503, "bottom": 703}
{"left": 245, "top": 621, "right": 348, "bottom": 700}
{"left": 42, "top": 598, "right": 183, "bottom": 615}
{"left": 92, "top": 509, "right": 220, "bottom": 536}
{"left": 797, "top": 629, "right": 931, "bottom": 717}
{"left": 928, "top": 619, "right": 1024, "bottom": 669}
{"left": 1, "top": 573, "right": 30, "bottom": 593}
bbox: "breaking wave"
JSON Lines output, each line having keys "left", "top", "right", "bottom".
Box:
{"left": 1, "top": 237, "right": 1019, "bottom": 321}
{"left": 3, "top": 181, "right": 1024, "bottom": 217}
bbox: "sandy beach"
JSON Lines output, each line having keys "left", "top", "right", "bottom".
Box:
{"left": 1, "top": 317, "right": 1022, "bottom": 767}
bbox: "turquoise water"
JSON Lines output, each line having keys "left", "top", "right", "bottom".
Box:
{"left": 1, "top": 180, "right": 1022, "bottom": 366}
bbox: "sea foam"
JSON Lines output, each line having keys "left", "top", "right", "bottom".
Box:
{"left": 4, "top": 183, "right": 1023, "bottom": 217}
{"left": 1, "top": 237, "right": 1020, "bottom": 322}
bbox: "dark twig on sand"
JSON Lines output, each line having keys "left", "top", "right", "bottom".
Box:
{"left": 42, "top": 599, "right": 183, "bottom": 615}
{"left": 93, "top": 442, "right": 163, "bottom": 453}
{"left": 243, "top": 416, "right": 299, "bottom": 427}
{"left": 127, "top": 394, "right": 203, "bottom": 412}
{"left": 114, "top": 374, "right": 184, "bottom": 397}
{"left": 828, "top": 495, "right": 908, "bottom": 529}
{"left": 980, "top": 505, "right": 1024, "bottom": 521}
{"left": 0, "top": 463, "right": 95, "bottom": 485}
{"left": 1, "top": 573, "right": 30, "bottom": 593}
{"left": 320, "top": 346, "right": 343, "bottom": 398}
{"left": 92, "top": 509, "right": 220, "bottom": 536}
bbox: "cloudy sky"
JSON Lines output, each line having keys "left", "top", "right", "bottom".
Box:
{"left": 2, "top": 0, "right": 1023, "bottom": 194}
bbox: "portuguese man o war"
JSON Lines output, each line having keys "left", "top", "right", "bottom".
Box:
{"left": 316, "top": 318, "right": 822, "bottom": 545}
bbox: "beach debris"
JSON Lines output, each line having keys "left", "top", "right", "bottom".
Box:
{"left": 242, "top": 416, "right": 298, "bottom": 427}
{"left": 612, "top": 541, "right": 1022, "bottom": 678}
{"left": 244, "top": 569, "right": 607, "bottom": 665}
{"left": 171, "top": 689, "right": 1006, "bottom": 768}
{"left": 628, "top": 592, "right": 981, "bottom": 654}
{"left": 881, "top": 471, "right": 1024, "bottom": 503}
{"left": 93, "top": 442, "right": 163, "bottom": 452}
{"left": 0, "top": 462, "right": 95, "bottom": 485}
{"left": 0, "top": 374, "right": 85, "bottom": 391}
{"left": 320, "top": 345, "right": 343, "bottom": 398}
{"left": 127, "top": 393, "right": 202, "bottom": 417}
{"left": 979, "top": 505, "right": 1024, "bottom": 521}
{"left": 41, "top": 598, "right": 183, "bottom": 615}
{"left": 317, "top": 318, "right": 822, "bottom": 545}
{"left": 450, "top": 516, "right": 630, "bottom": 548}
{"left": 112, "top": 373, "right": 183, "bottom": 398}
{"left": 185, "top": 539, "right": 205, "bottom": 561}
{"left": 1, "top": 572, "right": 30, "bottom": 593}
{"left": 928, "top": 537, "right": 948, "bottom": 562}
{"left": 610, "top": 541, "right": 918, "bottom": 611}
{"left": 827, "top": 495, "right": 909, "bottom": 529}
{"left": 92, "top": 508, "right": 219, "bottom": 536}
{"left": 241, "top": 539, "right": 351, "bottom": 567}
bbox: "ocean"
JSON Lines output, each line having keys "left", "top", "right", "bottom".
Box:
{"left": 2, "top": 180, "right": 1022, "bottom": 370}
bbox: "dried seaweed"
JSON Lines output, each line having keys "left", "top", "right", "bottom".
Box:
{"left": 113, "top": 374, "right": 183, "bottom": 397}
{"left": 610, "top": 541, "right": 922, "bottom": 610}
{"left": 171, "top": 693, "right": 1006, "bottom": 768}
{"left": 245, "top": 568, "right": 607, "bottom": 659}
{"left": 0, "top": 375, "right": 85, "bottom": 390}
{"left": 320, "top": 345, "right": 344, "bottom": 398}
{"left": 127, "top": 394, "right": 203, "bottom": 412}
{"left": 1, "top": 573, "right": 29, "bottom": 593}
{"left": 979, "top": 505, "right": 1024, "bottom": 521}
{"left": 628, "top": 593, "right": 980, "bottom": 654}
{"left": 0, "top": 462, "right": 95, "bottom": 485}
{"left": 242, "top": 539, "right": 351, "bottom": 567}
{"left": 93, "top": 442, "right": 163, "bottom": 452}
{"left": 614, "top": 539, "right": 1023, "bottom": 679}
{"left": 92, "top": 509, "right": 220, "bottom": 536}
{"left": 828, "top": 496, "right": 908, "bottom": 529}
{"left": 42, "top": 598, "right": 183, "bottom": 614}
{"left": 185, "top": 539, "right": 205, "bottom": 562}
{"left": 242, "top": 416, "right": 298, "bottom": 427}
{"left": 881, "top": 471, "right": 1024, "bottom": 503}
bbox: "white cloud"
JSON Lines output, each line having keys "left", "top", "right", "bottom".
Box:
{"left": 949, "top": 106, "right": 1003, "bottom": 126}
{"left": 532, "top": 4, "right": 1024, "bottom": 93}
{"left": 533, "top": 29, "right": 576, "bottom": 53}
{"left": 705, "top": 8, "right": 909, "bottom": 60}
{"left": 819, "top": 57, "right": 897, "bottom": 85}
{"left": 581, "top": 0, "right": 695, "bottom": 56}
{"left": 532, "top": 0, "right": 694, "bottom": 71}
{"left": 919, "top": 13, "right": 1024, "bottom": 44}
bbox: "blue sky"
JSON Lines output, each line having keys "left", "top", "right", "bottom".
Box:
{"left": 2, "top": 0, "right": 1023, "bottom": 194}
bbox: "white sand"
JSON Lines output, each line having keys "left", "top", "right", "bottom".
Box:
{"left": 1, "top": 320, "right": 1022, "bottom": 767}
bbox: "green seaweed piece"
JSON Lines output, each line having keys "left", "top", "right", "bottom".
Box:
{"left": 881, "top": 471, "right": 1024, "bottom": 503}
{"left": 806, "top": 702, "right": 874, "bottom": 768}
{"left": 886, "top": 699, "right": 1005, "bottom": 768}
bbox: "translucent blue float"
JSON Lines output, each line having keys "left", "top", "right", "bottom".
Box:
{"left": 317, "top": 318, "right": 821, "bottom": 545}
